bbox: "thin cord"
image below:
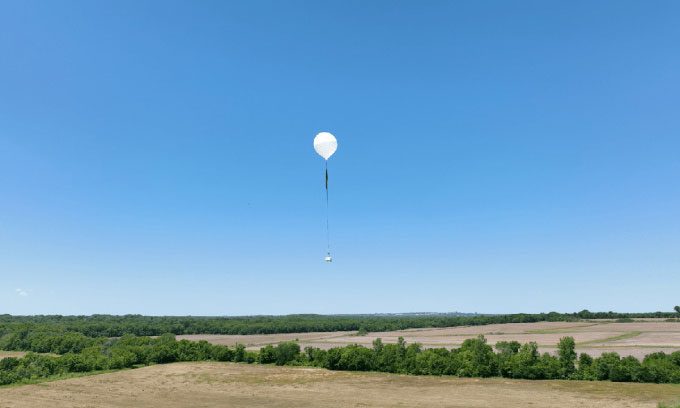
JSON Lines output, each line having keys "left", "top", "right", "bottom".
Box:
{"left": 325, "top": 160, "right": 330, "bottom": 255}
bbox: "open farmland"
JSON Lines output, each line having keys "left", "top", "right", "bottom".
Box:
{"left": 1, "top": 362, "right": 679, "bottom": 408}
{"left": 179, "top": 320, "right": 680, "bottom": 359}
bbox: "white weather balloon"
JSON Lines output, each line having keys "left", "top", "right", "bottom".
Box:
{"left": 313, "top": 131, "right": 338, "bottom": 263}
{"left": 313, "top": 132, "right": 338, "bottom": 160}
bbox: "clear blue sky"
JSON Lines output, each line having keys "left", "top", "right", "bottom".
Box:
{"left": 2, "top": 1, "right": 679, "bottom": 315}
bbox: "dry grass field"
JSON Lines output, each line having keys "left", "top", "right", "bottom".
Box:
{"left": 179, "top": 320, "right": 680, "bottom": 359}
{"left": 0, "top": 352, "right": 26, "bottom": 359}
{"left": 1, "top": 362, "right": 679, "bottom": 408}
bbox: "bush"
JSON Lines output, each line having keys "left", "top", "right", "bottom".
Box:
{"left": 233, "top": 344, "right": 246, "bottom": 362}
{"left": 595, "top": 352, "right": 621, "bottom": 380}
{"left": 577, "top": 353, "right": 596, "bottom": 380}
{"left": 304, "top": 346, "right": 328, "bottom": 367}
{"left": 610, "top": 356, "right": 641, "bottom": 382}
{"left": 274, "top": 342, "right": 301, "bottom": 366}
{"left": 258, "top": 345, "right": 276, "bottom": 364}
{"left": 244, "top": 351, "right": 258, "bottom": 364}
{"left": 415, "top": 348, "right": 455, "bottom": 375}
{"left": 108, "top": 349, "right": 137, "bottom": 369}
{"left": 150, "top": 345, "right": 177, "bottom": 364}
{"left": 641, "top": 353, "right": 680, "bottom": 383}
{"left": 211, "top": 345, "right": 235, "bottom": 362}
{"left": 336, "top": 345, "right": 374, "bottom": 371}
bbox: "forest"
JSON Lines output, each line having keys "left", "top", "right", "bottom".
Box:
{"left": 0, "top": 310, "right": 676, "bottom": 337}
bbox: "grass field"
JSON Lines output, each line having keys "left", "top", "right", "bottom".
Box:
{"left": 0, "top": 352, "right": 26, "bottom": 359}
{"left": 178, "top": 320, "right": 680, "bottom": 359}
{"left": 1, "top": 362, "right": 679, "bottom": 407}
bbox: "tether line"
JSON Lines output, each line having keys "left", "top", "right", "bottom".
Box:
{"left": 325, "top": 160, "right": 330, "bottom": 255}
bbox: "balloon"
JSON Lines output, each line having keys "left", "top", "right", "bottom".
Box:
{"left": 313, "top": 132, "right": 338, "bottom": 160}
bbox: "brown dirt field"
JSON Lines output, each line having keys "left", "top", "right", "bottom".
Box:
{"left": 177, "top": 331, "right": 353, "bottom": 348}
{"left": 319, "top": 331, "right": 613, "bottom": 347}
{"left": 183, "top": 320, "right": 680, "bottom": 358}
{"left": 576, "top": 322, "right": 680, "bottom": 333}
{"left": 2, "top": 362, "right": 680, "bottom": 408}
{"left": 601, "top": 332, "right": 680, "bottom": 347}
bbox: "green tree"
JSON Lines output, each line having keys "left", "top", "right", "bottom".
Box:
{"left": 509, "top": 342, "right": 541, "bottom": 379}
{"left": 372, "top": 338, "right": 383, "bottom": 353}
{"left": 325, "top": 348, "right": 343, "bottom": 370}
{"left": 373, "top": 343, "right": 401, "bottom": 373}
{"left": 274, "top": 342, "right": 301, "bottom": 366}
{"left": 640, "top": 352, "right": 680, "bottom": 383}
{"left": 211, "top": 345, "right": 235, "bottom": 362}
{"left": 233, "top": 344, "right": 246, "bottom": 362}
{"left": 338, "top": 345, "right": 374, "bottom": 371}
{"left": 457, "top": 335, "right": 497, "bottom": 377}
{"left": 304, "top": 346, "right": 327, "bottom": 367}
{"left": 108, "top": 348, "right": 136, "bottom": 369}
{"left": 496, "top": 341, "right": 521, "bottom": 377}
{"left": 537, "top": 352, "right": 561, "bottom": 379}
{"left": 557, "top": 336, "right": 577, "bottom": 377}
{"left": 414, "top": 348, "right": 455, "bottom": 375}
{"left": 594, "top": 352, "right": 621, "bottom": 380}
{"left": 496, "top": 341, "right": 521, "bottom": 355}
{"left": 401, "top": 342, "right": 422, "bottom": 374}
{"left": 577, "top": 353, "right": 595, "bottom": 380}
{"left": 610, "top": 356, "right": 641, "bottom": 382}
{"left": 258, "top": 345, "right": 276, "bottom": 364}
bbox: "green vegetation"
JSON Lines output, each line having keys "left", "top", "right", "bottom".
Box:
{"left": 3, "top": 312, "right": 680, "bottom": 388}
{"left": 300, "top": 335, "right": 680, "bottom": 383}
{"left": 3, "top": 330, "right": 680, "bottom": 387}
{"left": 0, "top": 334, "right": 240, "bottom": 386}
{"left": 0, "top": 313, "right": 567, "bottom": 337}
{"left": 1, "top": 310, "right": 677, "bottom": 338}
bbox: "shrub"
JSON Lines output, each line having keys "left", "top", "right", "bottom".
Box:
{"left": 274, "top": 342, "right": 301, "bottom": 366}
{"left": 211, "top": 345, "right": 235, "bottom": 362}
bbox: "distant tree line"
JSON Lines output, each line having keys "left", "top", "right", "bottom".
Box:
{"left": 3, "top": 333, "right": 680, "bottom": 387}
{"left": 1, "top": 310, "right": 678, "bottom": 337}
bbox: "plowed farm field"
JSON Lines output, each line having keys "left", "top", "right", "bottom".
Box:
{"left": 179, "top": 320, "right": 680, "bottom": 359}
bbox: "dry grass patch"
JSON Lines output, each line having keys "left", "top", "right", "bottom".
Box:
{"left": 1, "top": 362, "right": 680, "bottom": 407}
{"left": 0, "top": 351, "right": 26, "bottom": 359}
